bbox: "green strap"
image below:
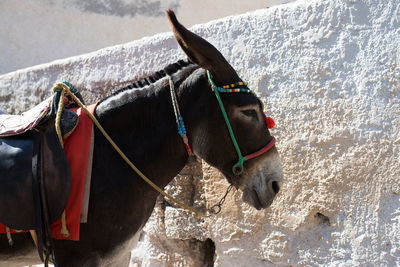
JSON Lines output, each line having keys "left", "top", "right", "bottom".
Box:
{"left": 207, "top": 70, "right": 245, "bottom": 175}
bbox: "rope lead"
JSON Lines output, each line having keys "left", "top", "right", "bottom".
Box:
{"left": 53, "top": 84, "right": 70, "bottom": 237}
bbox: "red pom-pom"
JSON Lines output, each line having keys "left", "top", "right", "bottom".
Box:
{"left": 264, "top": 116, "right": 275, "bottom": 129}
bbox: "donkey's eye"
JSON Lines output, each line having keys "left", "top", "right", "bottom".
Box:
{"left": 241, "top": 109, "right": 259, "bottom": 121}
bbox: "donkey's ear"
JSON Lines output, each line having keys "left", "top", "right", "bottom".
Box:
{"left": 166, "top": 9, "right": 239, "bottom": 85}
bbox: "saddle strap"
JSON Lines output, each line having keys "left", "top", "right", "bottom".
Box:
{"left": 31, "top": 130, "right": 58, "bottom": 267}
{"left": 31, "top": 131, "right": 45, "bottom": 262}
{"left": 39, "top": 130, "right": 58, "bottom": 267}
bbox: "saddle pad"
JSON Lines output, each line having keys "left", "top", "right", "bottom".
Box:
{"left": 50, "top": 104, "right": 96, "bottom": 240}
{"left": 0, "top": 104, "right": 96, "bottom": 241}
{"left": 0, "top": 97, "right": 52, "bottom": 137}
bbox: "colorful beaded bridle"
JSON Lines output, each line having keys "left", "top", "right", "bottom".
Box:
{"left": 169, "top": 70, "right": 276, "bottom": 176}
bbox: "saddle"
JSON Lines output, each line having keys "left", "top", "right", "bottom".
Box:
{"left": 0, "top": 89, "right": 83, "bottom": 229}
{"left": 0, "top": 87, "right": 85, "bottom": 264}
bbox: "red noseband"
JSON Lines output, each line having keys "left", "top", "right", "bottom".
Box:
{"left": 244, "top": 136, "right": 276, "bottom": 161}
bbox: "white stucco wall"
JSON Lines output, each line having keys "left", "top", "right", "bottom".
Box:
{"left": 0, "top": 0, "right": 399, "bottom": 266}
{"left": 0, "top": 0, "right": 293, "bottom": 75}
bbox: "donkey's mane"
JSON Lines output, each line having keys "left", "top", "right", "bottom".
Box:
{"left": 102, "top": 59, "right": 194, "bottom": 104}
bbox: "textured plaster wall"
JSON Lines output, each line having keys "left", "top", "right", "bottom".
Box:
{"left": 0, "top": 0, "right": 293, "bottom": 75}
{"left": 0, "top": 0, "right": 399, "bottom": 266}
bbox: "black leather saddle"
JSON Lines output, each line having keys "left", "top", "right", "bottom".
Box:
{"left": 0, "top": 89, "right": 84, "bottom": 230}
{"left": 0, "top": 125, "right": 70, "bottom": 229}
{"left": 0, "top": 87, "right": 84, "bottom": 265}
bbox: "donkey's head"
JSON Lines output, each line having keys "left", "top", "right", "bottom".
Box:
{"left": 167, "top": 10, "right": 283, "bottom": 210}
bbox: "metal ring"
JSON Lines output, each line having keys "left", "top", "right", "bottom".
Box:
{"left": 232, "top": 162, "right": 244, "bottom": 175}
{"left": 209, "top": 204, "right": 222, "bottom": 214}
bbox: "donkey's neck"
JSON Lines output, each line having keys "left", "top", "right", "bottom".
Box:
{"left": 94, "top": 69, "right": 196, "bottom": 189}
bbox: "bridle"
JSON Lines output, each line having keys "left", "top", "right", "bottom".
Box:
{"left": 169, "top": 70, "right": 276, "bottom": 176}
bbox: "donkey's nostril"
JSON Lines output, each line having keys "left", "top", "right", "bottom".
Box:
{"left": 271, "top": 181, "right": 280, "bottom": 194}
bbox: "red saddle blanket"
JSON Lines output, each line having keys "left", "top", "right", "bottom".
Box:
{"left": 0, "top": 104, "right": 96, "bottom": 241}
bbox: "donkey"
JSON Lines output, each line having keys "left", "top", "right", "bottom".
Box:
{"left": 0, "top": 10, "right": 283, "bottom": 266}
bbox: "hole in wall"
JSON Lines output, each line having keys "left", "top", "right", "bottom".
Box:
{"left": 314, "top": 212, "right": 330, "bottom": 225}
{"left": 203, "top": 238, "right": 216, "bottom": 267}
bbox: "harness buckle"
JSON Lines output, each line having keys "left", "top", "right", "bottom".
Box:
{"left": 232, "top": 159, "right": 245, "bottom": 176}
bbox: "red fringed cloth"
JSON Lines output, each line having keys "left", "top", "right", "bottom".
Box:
{"left": 0, "top": 104, "right": 96, "bottom": 241}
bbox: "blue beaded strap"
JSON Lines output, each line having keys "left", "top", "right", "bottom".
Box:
{"left": 168, "top": 76, "right": 193, "bottom": 156}
{"left": 177, "top": 115, "right": 187, "bottom": 136}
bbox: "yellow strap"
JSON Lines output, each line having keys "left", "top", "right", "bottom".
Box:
{"left": 52, "top": 86, "right": 70, "bottom": 237}
{"left": 52, "top": 83, "right": 205, "bottom": 219}
{"left": 55, "top": 89, "right": 65, "bottom": 148}
{"left": 29, "top": 230, "right": 38, "bottom": 247}
{"left": 60, "top": 210, "right": 70, "bottom": 237}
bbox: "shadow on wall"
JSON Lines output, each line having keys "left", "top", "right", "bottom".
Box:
{"left": 0, "top": 0, "right": 296, "bottom": 75}
{"left": 70, "top": 0, "right": 180, "bottom": 17}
